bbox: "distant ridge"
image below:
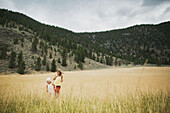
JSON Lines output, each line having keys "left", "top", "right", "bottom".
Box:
{"left": 0, "top": 9, "right": 169, "bottom": 74}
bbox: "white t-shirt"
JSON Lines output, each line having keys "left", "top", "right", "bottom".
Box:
{"left": 47, "top": 83, "right": 54, "bottom": 95}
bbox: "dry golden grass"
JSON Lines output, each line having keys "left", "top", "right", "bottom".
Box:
{"left": 0, "top": 67, "right": 169, "bottom": 113}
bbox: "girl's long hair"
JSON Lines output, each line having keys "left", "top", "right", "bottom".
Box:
{"left": 57, "top": 69, "right": 62, "bottom": 76}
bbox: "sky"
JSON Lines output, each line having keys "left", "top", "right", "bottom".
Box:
{"left": 0, "top": 0, "right": 170, "bottom": 32}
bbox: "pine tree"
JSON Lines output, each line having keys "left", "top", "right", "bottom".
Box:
{"left": 46, "top": 63, "right": 50, "bottom": 71}
{"left": 74, "top": 65, "right": 77, "bottom": 69}
{"left": 157, "top": 59, "right": 161, "bottom": 67}
{"left": 17, "top": 61, "right": 25, "bottom": 74}
{"left": 17, "top": 51, "right": 23, "bottom": 67}
{"left": 61, "top": 57, "right": 67, "bottom": 66}
{"left": 32, "top": 41, "right": 37, "bottom": 52}
{"left": 31, "top": 37, "right": 38, "bottom": 52}
{"left": 44, "top": 44, "right": 48, "bottom": 54}
{"left": 21, "top": 43, "right": 24, "bottom": 47}
{"left": 92, "top": 54, "right": 96, "bottom": 60}
{"left": 78, "top": 61, "right": 83, "bottom": 70}
{"left": 100, "top": 58, "right": 103, "bottom": 63}
{"left": 118, "top": 61, "right": 121, "bottom": 66}
{"left": 75, "top": 46, "right": 85, "bottom": 63}
{"left": 97, "top": 57, "right": 99, "bottom": 62}
{"left": 41, "top": 49, "right": 44, "bottom": 56}
{"left": 54, "top": 48, "right": 56, "bottom": 53}
{"left": 17, "top": 51, "right": 26, "bottom": 74}
{"left": 0, "top": 46, "right": 7, "bottom": 60}
{"left": 61, "top": 48, "right": 67, "bottom": 66}
{"left": 88, "top": 49, "right": 92, "bottom": 59}
{"left": 35, "top": 57, "right": 41, "bottom": 71}
{"left": 42, "top": 55, "right": 46, "bottom": 65}
{"left": 49, "top": 52, "right": 52, "bottom": 59}
{"left": 40, "top": 41, "right": 44, "bottom": 49}
{"left": 13, "top": 38, "right": 19, "bottom": 44}
{"left": 109, "top": 56, "right": 113, "bottom": 66}
{"left": 8, "top": 51, "right": 16, "bottom": 69}
{"left": 57, "top": 57, "right": 61, "bottom": 63}
{"left": 51, "top": 59, "right": 56, "bottom": 72}
{"left": 115, "top": 58, "right": 118, "bottom": 67}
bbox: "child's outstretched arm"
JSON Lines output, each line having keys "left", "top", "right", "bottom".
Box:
{"left": 53, "top": 74, "right": 57, "bottom": 80}
{"left": 52, "top": 83, "right": 55, "bottom": 86}
{"left": 61, "top": 75, "right": 63, "bottom": 82}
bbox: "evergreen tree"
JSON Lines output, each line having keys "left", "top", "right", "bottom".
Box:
{"left": 17, "top": 51, "right": 26, "bottom": 74}
{"left": 61, "top": 57, "right": 67, "bottom": 66}
{"left": 125, "top": 61, "right": 129, "bottom": 66}
{"left": 42, "top": 55, "right": 46, "bottom": 65}
{"left": 32, "top": 41, "right": 37, "bottom": 52}
{"left": 46, "top": 63, "right": 50, "bottom": 71}
{"left": 21, "top": 43, "right": 24, "bottom": 47}
{"left": 40, "top": 41, "right": 44, "bottom": 49}
{"left": 92, "top": 54, "right": 96, "bottom": 60}
{"left": 51, "top": 59, "right": 56, "bottom": 72}
{"left": 8, "top": 51, "right": 16, "bottom": 69}
{"left": 49, "top": 52, "right": 52, "bottom": 59}
{"left": 31, "top": 37, "right": 38, "bottom": 52}
{"left": 97, "top": 57, "right": 99, "bottom": 62}
{"left": 106, "top": 56, "right": 113, "bottom": 66}
{"left": 78, "top": 61, "right": 83, "bottom": 70}
{"left": 17, "top": 61, "right": 25, "bottom": 74}
{"left": 100, "top": 58, "right": 103, "bottom": 63}
{"left": 157, "top": 59, "right": 161, "bottom": 67}
{"left": 118, "top": 61, "right": 121, "bottom": 66}
{"left": 61, "top": 48, "right": 67, "bottom": 66}
{"left": 109, "top": 56, "right": 113, "bottom": 66}
{"left": 75, "top": 46, "right": 86, "bottom": 63}
{"left": 62, "top": 48, "right": 67, "bottom": 58}
{"left": 35, "top": 57, "right": 41, "bottom": 71}
{"left": 17, "top": 51, "right": 23, "bottom": 67}
{"left": 105, "top": 56, "right": 109, "bottom": 65}
{"left": 88, "top": 49, "right": 92, "bottom": 59}
{"left": 54, "top": 48, "right": 56, "bottom": 53}
{"left": 115, "top": 58, "right": 118, "bottom": 67}
{"left": 13, "top": 38, "right": 19, "bottom": 44}
{"left": 74, "top": 65, "right": 77, "bottom": 69}
{"left": 44, "top": 44, "right": 48, "bottom": 54}
{"left": 41, "top": 49, "right": 44, "bottom": 56}
{"left": 57, "top": 57, "right": 61, "bottom": 63}
{"left": 0, "top": 46, "right": 7, "bottom": 60}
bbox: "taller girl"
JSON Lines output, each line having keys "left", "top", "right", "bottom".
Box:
{"left": 53, "top": 69, "right": 63, "bottom": 96}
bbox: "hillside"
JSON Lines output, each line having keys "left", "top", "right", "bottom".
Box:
{"left": 0, "top": 26, "right": 109, "bottom": 74}
{"left": 0, "top": 9, "right": 170, "bottom": 74}
{"left": 78, "top": 22, "right": 170, "bottom": 65}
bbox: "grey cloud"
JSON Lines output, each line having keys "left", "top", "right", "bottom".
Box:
{"left": 142, "top": 0, "right": 170, "bottom": 6}
{"left": 0, "top": 0, "right": 170, "bottom": 32}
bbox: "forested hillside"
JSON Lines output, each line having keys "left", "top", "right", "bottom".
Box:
{"left": 79, "top": 22, "right": 170, "bottom": 65}
{"left": 0, "top": 9, "right": 169, "bottom": 74}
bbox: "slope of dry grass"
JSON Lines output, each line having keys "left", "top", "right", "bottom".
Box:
{"left": 0, "top": 67, "right": 169, "bottom": 113}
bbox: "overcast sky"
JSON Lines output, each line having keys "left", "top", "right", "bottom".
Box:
{"left": 0, "top": 0, "right": 170, "bottom": 32}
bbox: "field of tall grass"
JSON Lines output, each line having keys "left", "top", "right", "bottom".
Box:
{"left": 0, "top": 67, "right": 169, "bottom": 113}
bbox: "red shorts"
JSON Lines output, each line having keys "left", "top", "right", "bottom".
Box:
{"left": 54, "top": 86, "right": 61, "bottom": 93}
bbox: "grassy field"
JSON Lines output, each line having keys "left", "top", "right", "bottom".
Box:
{"left": 0, "top": 67, "right": 169, "bottom": 113}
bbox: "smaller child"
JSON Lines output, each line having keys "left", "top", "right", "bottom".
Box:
{"left": 46, "top": 77, "right": 54, "bottom": 95}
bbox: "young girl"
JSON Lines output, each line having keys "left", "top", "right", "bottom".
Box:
{"left": 46, "top": 77, "right": 54, "bottom": 95}
{"left": 53, "top": 69, "right": 63, "bottom": 96}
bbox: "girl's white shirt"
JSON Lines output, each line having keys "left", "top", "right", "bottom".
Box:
{"left": 47, "top": 83, "right": 54, "bottom": 95}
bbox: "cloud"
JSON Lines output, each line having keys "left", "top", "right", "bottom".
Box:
{"left": 142, "top": 0, "right": 170, "bottom": 6}
{"left": 0, "top": 0, "right": 170, "bottom": 32}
